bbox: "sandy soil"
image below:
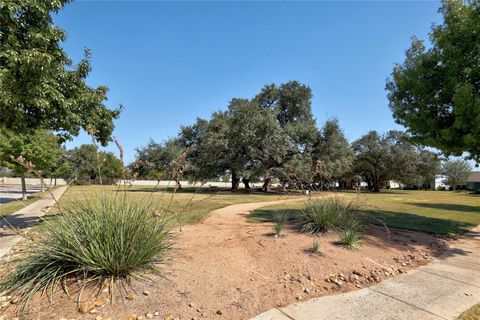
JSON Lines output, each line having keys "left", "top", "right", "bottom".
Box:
{"left": 3, "top": 197, "right": 447, "bottom": 320}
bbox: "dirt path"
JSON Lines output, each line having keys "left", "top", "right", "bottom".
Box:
{"left": 24, "top": 194, "right": 443, "bottom": 320}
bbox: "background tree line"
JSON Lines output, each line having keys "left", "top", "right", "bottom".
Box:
{"left": 128, "top": 81, "right": 448, "bottom": 192}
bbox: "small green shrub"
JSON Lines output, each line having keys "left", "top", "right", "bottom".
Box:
{"left": 272, "top": 211, "right": 288, "bottom": 236}
{"left": 297, "top": 197, "right": 362, "bottom": 234}
{"left": 307, "top": 240, "right": 322, "bottom": 255}
{"left": 340, "top": 229, "right": 362, "bottom": 249}
{"left": 0, "top": 194, "right": 172, "bottom": 306}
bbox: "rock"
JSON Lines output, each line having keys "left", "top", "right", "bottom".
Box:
{"left": 146, "top": 314, "right": 154, "bottom": 319}
{"left": 154, "top": 311, "right": 160, "bottom": 316}
{"left": 189, "top": 303, "right": 195, "bottom": 307}
{"left": 95, "top": 316, "right": 103, "bottom": 320}
{"left": 164, "top": 315, "right": 174, "bottom": 320}
{"left": 303, "top": 287, "right": 310, "bottom": 294}
{"left": 216, "top": 310, "right": 223, "bottom": 315}
{"left": 95, "top": 299, "right": 107, "bottom": 307}
{"left": 128, "top": 314, "right": 138, "bottom": 320}
{"left": 334, "top": 279, "right": 343, "bottom": 287}
{"left": 79, "top": 302, "right": 95, "bottom": 314}
{"left": 10, "top": 296, "right": 20, "bottom": 304}
{"left": 89, "top": 308, "right": 98, "bottom": 314}
{"left": 125, "top": 293, "right": 135, "bottom": 300}
{"left": 355, "top": 284, "right": 362, "bottom": 288}
{"left": 295, "top": 295, "right": 302, "bottom": 301}
{"left": 353, "top": 270, "right": 363, "bottom": 277}
{"left": 143, "top": 290, "right": 151, "bottom": 296}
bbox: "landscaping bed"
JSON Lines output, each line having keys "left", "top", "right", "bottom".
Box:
{"left": 0, "top": 196, "right": 449, "bottom": 320}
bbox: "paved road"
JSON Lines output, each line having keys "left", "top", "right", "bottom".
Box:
{"left": 0, "top": 186, "right": 69, "bottom": 258}
{"left": 253, "top": 226, "right": 480, "bottom": 320}
{"left": 0, "top": 184, "right": 42, "bottom": 203}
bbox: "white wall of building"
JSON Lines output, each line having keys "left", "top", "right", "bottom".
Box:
{"left": 0, "top": 177, "right": 68, "bottom": 186}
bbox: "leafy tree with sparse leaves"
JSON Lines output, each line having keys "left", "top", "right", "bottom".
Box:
{"left": 442, "top": 158, "right": 472, "bottom": 190}
{"left": 0, "top": 0, "right": 120, "bottom": 145}
{"left": 386, "top": 0, "right": 480, "bottom": 162}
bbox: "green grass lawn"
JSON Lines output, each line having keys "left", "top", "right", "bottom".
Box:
{"left": 51, "top": 185, "right": 300, "bottom": 227}
{"left": 251, "top": 190, "right": 480, "bottom": 235}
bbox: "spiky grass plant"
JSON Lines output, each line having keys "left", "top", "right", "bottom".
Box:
{"left": 272, "top": 211, "right": 289, "bottom": 237}
{"left": 340, "top": 229, "right": 362, "bottom": 250}
{"left": 307, "top": 240, "right": 322, "bottom": 256}
{"left": 0, "top": 194, "right": 172, "bottom": 307}
{"left": 297, "top": 197, "right": 362, "bottom": 234}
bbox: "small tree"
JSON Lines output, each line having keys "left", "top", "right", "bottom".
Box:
{"left": 313, "top": 119, "right": 354, "bottom": 186}
{"left": 0, "top": 129, "right": 63, "bottom": 200}
{"left": 442, "top": 158, "right": 471, "bottom": 190}
{"left": 67, "top": 144, "right": 122, "bottom": 184}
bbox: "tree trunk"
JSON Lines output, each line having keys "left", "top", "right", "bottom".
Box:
{"left": 40, "top": 178, "right": 45, "bottom": 192}
{"left": 175, "top": 178, "right": 182, "bottom": 190}
{"left": 242, "top": 178, "right": 251, "bottom": 190}
{"left": 21, "top": 174, "right": 27, "bottom": 201}
{"left": 262, "top": 177, "right": 272, "bottom": 192}
{"left": 231, "top": 171, "right": 240, "bottom": 191}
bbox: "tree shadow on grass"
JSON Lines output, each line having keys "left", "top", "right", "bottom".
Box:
{"left": 360, "top": 209, "right": 476, "bottom": 235}
{"left": 247, "top": 209, "right": 300, "bottom": 223}
{"left": 250, "top": 207, "right": 476, "bottom": 235}
{"left": 407, "top": 202, "right": 480, "bottom": 213}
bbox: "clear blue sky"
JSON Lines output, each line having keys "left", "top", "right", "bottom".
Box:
{"left": 56, "top": 1, "right": 441, "bottom": 163}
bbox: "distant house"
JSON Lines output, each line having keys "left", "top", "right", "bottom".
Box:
{"left": 466, "top": 172, "right": 480, "bottom": 190}
{"left": 434, "top": 175, "right": 449, "bottom": 190}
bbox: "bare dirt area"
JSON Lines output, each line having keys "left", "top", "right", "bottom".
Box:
{"left": 3, "top": 197, "right": 447, "bottom": 320}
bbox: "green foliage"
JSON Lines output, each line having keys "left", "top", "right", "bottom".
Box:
{"left": 386, "top": 0, "right": 480, "bottom": 161}
{"left": 442, "top": 158, "right": 472, "bottom": 190}
{"left": 352, "top": 130, "right": 440, "bottom": 191}
{"left": 0, "top": 0, "right": 120, "bottom": 145}
{"left": 272, "top": 211, "right": 289, "bottom": 236}
{"left": 0, "top": 194, "right": 171, "bottom": 305}
{"left": 0, "top": 129, "right": 64, "bottom": 175}
{"left": 297, "top": 197, "right": 362, "bottom": 234}
{"left": 313, "top": 119, "right": 354, "bottom": 183}
{"left": 166, "top": 81, "right": 318, "bottom": 191}
{"left": 340, "top": 229, "right": 362, "bottom": 249}
{"left": 66, "top": 144, "right": 123, "bottom": 184}
{"left": 129, "top": 138, "right": 185, "bottom": 181}
{"left": 307, "top": 240, "right": 322, "bottom": 255}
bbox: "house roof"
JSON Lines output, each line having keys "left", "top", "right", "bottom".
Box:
{"left": 467, "top": 171, "right": 480, "bottom": 182}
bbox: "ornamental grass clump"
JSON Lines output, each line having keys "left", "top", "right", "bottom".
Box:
{"left": 272, "top": 211, "right": 289, "bottom": 237}
{"left": 0, "top": 194, "right": 172, "bottom": 306}
{"left": 340, "top": 229, "right": 362, "bottom": 250}
{"left": 297, "top": 197, "right": 362, "bottom": 234}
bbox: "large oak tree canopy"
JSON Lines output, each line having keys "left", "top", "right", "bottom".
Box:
{"left": 0, "top": 0, "right": 120, "bottom": 146}
{"left": 386, "top": 0, "right": 480, "bottom": 161}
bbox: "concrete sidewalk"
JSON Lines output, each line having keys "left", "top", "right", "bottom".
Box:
{"left": 0, "top": 186, "right": 69, "bottom": 258}
{"left": 253, "top": 226, "right": 480, "bottom": 320}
